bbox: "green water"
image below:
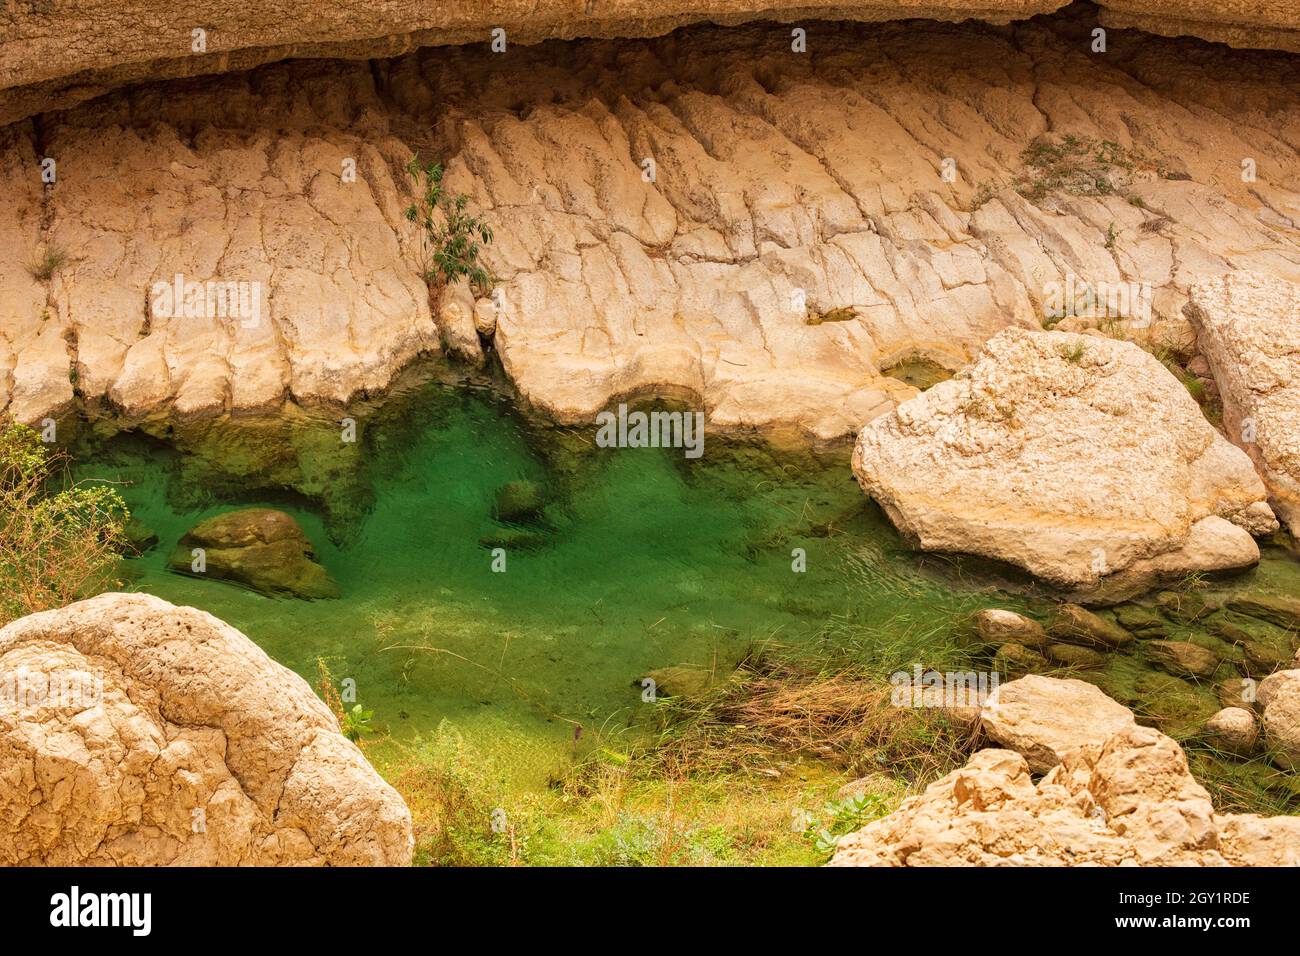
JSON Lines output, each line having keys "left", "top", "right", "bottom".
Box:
{"left": 73, "top": 383, "right": 1001, "bottom": 789}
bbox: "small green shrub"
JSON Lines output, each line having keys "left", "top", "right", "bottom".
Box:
{"left": 404, "top": 156, "right": 494, "bottom": 300}
{"left": 0, "top": 421, "right": 128, "bottom": 625}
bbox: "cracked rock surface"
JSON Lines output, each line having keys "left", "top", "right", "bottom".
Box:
{"left": 1188, "top": 272, "right": 1300, "bottom": 532}
{"left": 1, "top": 14, "right": 1298, "bottom": 438}
{"left": 829, "top": 675, "right": 1300, "bottom": 866}
{"left": 852, "top": 328, "right": 1276, "bottom": 596}
{"left": 2, "top": 2, "right": 1299, "bottom": 127}
{"left": 0, "top": 593, "right": 414, "bottom": 866}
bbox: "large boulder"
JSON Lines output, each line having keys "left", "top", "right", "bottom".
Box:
{"left": 853, "top": 329, "right": 1275, "bottom": 600}
{"left": 0, "top": 593, "right": 413, "bottom": 865}
{"left": 832, "top": 677, "right": 1300, "bottom": 867}
{"left": 1187, "top": 273, "right": 1300, "bottom": 531}
{"left": 980, "top": 674, "right": 1137, "bottom": 772}
{"left": 169, "top": 508, "right": 339, "bottom": 599}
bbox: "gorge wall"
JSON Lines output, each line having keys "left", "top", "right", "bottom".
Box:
{"left": 1, "top": 5, "right": 1298, "bottom": 441}
{"left": 2, "top": 2, "right": 1299, "bottom": 128}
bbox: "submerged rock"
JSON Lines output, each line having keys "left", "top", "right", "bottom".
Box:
{"left": 993, "top": 643, "right": 1049, "bottom": 677}
{"left": 122, "top": 517, "right": 160, "bottom": 555}
{"left": 0, "top": 593, "right": 413, "bottom": 865}
{"left": 169, "top": 508, "right": 338, "bottom": 599}
{"left": 1145, "top": 640, "right": 1221, "bottom": 680}
{"left": 1044, "top": 643, "right": 1107, "bottom": 669}
{"left": 493, "top": 479, "right": 547, "bottom": 524}
{"left": 973, "top": 609, "right": 1047, "bottom": 648}
{"left": 852, "top": 329, "right": 1274, "bottom": 601}
{"left": 1227, "top": 593, "right": 1300, "bottom": 630}
{"left": 1048, "top": 604, "right": 1133, "bottom": 650}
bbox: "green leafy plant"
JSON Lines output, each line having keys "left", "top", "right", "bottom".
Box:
{"left": 342, "top": 704, "right": 375, "bottom": 742}
{"left": 404, "top": 156, "right": 494, "bottom": 301}
{"left": 0, "top": 421, "right": 128, "bottom": 625}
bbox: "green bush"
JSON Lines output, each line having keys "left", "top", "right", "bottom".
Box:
{"left": 0, "top": 421, "right": 128, "bottom": 625}
{"left": 404, "top": 156, "right": 494, "bottom": 299}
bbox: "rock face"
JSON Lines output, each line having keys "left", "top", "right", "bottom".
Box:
{"left": 1188, "top": 273, "right": 1300, "bottom": 531}
{"left": 2, "top": 14, "right": 1299, "bottom": 438}
{"left": 0, "top": 593, "right": 413, "bottom": 865}
{"left": 168, "top": 508, "right": 339, "bottom": 599}
{"left": 853, "top": 328, "right": 1275, "bottom": 598}
{"left": 831, "top": 676, "right": 1300, "bottom": 866}
{"left": 980, "top": 674, "right": 1137, "bottom": 772}
{"left": 4, "top": 2, "right": 1299, "bottom": 129}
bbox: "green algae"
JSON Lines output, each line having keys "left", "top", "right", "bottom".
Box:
{"left": 71, "top": 380, "right": 1000, "bottom": 792}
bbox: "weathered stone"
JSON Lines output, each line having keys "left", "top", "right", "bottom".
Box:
{"left": 1113, "top": 605, "right": 1168, "bottom": 638}
{"left": 980, "top": 674, "right": 1136, "bottom": 773}
{"left": 122, "top": 517, "right": 159, "bottom": 555}
{"left": 993, "top": 643, "right": 1049, "bottom": 678}
{"left": 1187, "top": 274, "right": 1300, "bottom": 531}
{"left": 169, "top": 508, "right": 338, "bottom": 599}
{"left": 0, "top": 593, "right": 413, "bottom": 865}
{"left": 1049, "top": 604, "right": 1134, "bottom": 650}
{"left": 973, "top": 609, "right": 1047, "bottom": 649}
{"left": 1145, "top": 640, "right": 1221, "bottom": 680}
{"left": 1044, "top": 642, "right": 1108, "bottom": 669}
{"left": 854, "top": 330, "right": 1271, "bottom": 597}
{"left": 1157, "top": 590, "right": 1224, "bottom": 624}
{"left": 2, "top": 17, "right": 1299, "bottom": 446}
{"left": 1259, "top": 669, "right": 1300, "bottom": 770}
{"left": 1227, "top": 593, "right": 1300, "bottom": 631}
{"left": 831, "top": 717, "right": 1300, "bottom": 866}
{"left": 1203, "top": 707, "right": 1258, "bottom": 756}
{"left": 493, "top": 480, "right": 547, "bottom": 524}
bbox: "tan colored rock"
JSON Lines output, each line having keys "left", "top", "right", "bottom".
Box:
{"left": 1258, "top": 669, "right": 1300, "bottom": 770}
{"left": 5, "top": 3, "right": 1300, "bottom": 130}
{"left": 980, "top": 674, "right": 1137, "bottom": 773}
{"left": 4, "top": 17, "right": 1300, "bottom": 437}
{"left": 1050, "top": 605, "right": 1134, "bottom": 650}
{"left": 0, "top": 593, "right": 413, "bottom": 865}
{"left": 973, "top": 609, "right": 1047, "bottom": 648}
{"left": 1203, "top": 707, "right": 1258, "bottom": 755}
{"left": 832, "top": 682, "right": 1300, "bottom": 866}
{"left": 1146, "top": 640, "right": 1221, "bottom": 680}
{"left": 1187, "top": 273, "right": 1300, "bottom": 531}
{"left": 854, "top": 329, "right": 1273, "bottom": 597}
{"left": 168, "top": 508, "right": 339, "bottom": 599}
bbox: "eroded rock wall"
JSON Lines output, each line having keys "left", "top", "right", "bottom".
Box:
{"left": 3, "top": 3, "right": 1299, "bottom": 128}
{"left": 1, "top": 13, "right": 1298, "bottom": 439}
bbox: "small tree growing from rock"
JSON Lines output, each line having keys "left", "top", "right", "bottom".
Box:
{"left": 0, "top": 421, "right": 128, "bottom": 624}
{"left": 404, "top": 155, "right": 494, "bottom": 306}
